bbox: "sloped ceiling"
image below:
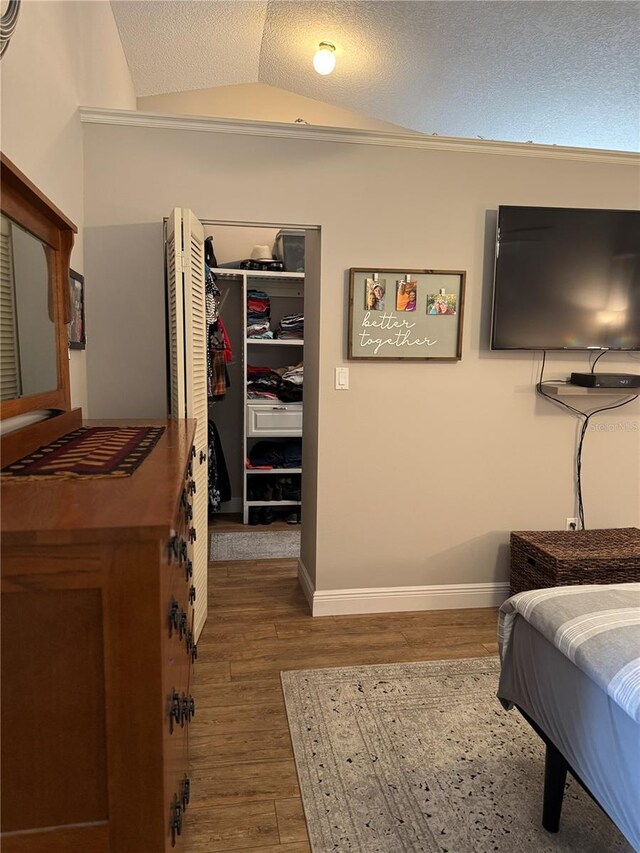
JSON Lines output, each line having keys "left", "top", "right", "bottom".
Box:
{"left": 111, "top": 0, "right": 640, "bottom": 151}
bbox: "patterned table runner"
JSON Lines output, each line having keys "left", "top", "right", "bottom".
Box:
{"left": 1, "top": 425, "right": 165, "bottom": 479}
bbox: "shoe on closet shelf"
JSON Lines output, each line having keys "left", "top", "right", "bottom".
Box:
{"left": 260, "top": 508, "right": 276, "bottom": 525}
{"left": 281, "top": 487, "right": 301, "bottom": 501}
{"left": 248, "top": 508, "right": 261, "bottom": 525}
{"left": 285, "top": 511, "right": 300, "bottom": 525}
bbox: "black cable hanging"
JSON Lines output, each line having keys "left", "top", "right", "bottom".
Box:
{"left": 589, "top": 348, "right": 609, "bottom": 373}
{"left": 536, "top": 351, "right": 637, "bottom": 530}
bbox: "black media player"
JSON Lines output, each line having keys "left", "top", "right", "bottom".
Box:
{"left": 570, "top": 372, "right": 640, "bottom": 389}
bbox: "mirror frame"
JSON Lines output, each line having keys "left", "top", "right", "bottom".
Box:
{"left": 0, "top": 152, "right": 76, "bottom": 419}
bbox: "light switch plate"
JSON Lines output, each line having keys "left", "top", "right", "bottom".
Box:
{"left": 335, "top": 367, "right": 349, "bottom": 390}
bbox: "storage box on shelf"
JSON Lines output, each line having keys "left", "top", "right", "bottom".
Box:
{"left": 275, "top": 228, "right": 305, "bottom": 273}
{"left": 247, "top": 402, "right": 303, "bottom": 436}
{"left": 509, "top": 527, "right": 640, "bottom": 596}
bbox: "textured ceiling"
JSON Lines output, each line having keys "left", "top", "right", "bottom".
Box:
{"left": 110, "top": 0, "right": 640, "bottom": 151}
{"left": 112, "top": 1, "right": 269, "bottom": 94}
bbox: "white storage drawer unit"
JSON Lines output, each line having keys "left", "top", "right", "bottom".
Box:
{"left": 247, "top": 403, "right": 303, "bottom": 437}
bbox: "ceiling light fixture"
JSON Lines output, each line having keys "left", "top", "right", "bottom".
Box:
{"left": 313, "top": 41, "right": 336, "bottom": 76}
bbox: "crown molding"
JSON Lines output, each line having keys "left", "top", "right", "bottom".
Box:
{"left": 79, "top": 108, "right": 639, "bottom": 165}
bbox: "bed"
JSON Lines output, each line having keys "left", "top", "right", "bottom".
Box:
{"left": 497, "top": 583, "right": 640, "bottom": 851}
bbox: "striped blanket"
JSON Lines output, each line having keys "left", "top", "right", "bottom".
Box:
{"left": 499, "top": 583, "right": 640, "bottom": 723}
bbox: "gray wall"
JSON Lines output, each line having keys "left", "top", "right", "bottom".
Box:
{"left": 82, "top": 120, "right": 640, "bottom": 593}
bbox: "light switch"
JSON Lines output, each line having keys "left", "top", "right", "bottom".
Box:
{"left": 335, "top": 367, "right": 349, "bottom": 390}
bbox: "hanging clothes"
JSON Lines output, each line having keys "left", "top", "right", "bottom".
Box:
{"left": 204, "top": 252, "right": 232, "bottom": 514}
{"left": 208, "top": 419, "right": 231, "bottom": 515}
{"left": 206, "top": 264, "right": 233, "bottom": 400}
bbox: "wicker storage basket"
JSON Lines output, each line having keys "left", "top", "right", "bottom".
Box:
{"left": 509, "top": 527, "right": 640, "bottom": 596}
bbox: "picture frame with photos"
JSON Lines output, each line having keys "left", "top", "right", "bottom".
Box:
{"left": 348, "top": 268, "right": 465, "bottom": 360}
{"left": 68, "top": 268, "right": 86, "bottom": 350}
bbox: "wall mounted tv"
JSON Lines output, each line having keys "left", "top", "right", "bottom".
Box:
{"left": 491, "top": 205, "right": 640, "bottom": 350}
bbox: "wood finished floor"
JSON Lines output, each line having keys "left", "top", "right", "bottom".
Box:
{"left": 182, "top": 558, "right": 499, "bottom": 853}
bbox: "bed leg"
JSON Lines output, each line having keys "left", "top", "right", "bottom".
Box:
{"left": 542, "top": 740, "right": 568, "bottom": 833}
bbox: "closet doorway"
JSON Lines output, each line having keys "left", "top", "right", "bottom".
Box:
{"left": 202, "top": 220, "right": 320, "bottom": 562}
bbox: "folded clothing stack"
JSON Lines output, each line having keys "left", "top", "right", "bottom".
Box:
{"left": 275, "top": 312, "right": 304, "bottom": 340}
{"left": 247, "top": 365, "right": 281, "bottom": 401}
{"left": 247, "top": 289, "right": 272, "bottom": 339}
{"left": 247, "top": 363, "right": 303, "bottom": 403}
{"left": 276, "top": 363, "right": 303, "bottom": 402}
{"left": 247, "top": 438, "right": 302, "bottom": 469}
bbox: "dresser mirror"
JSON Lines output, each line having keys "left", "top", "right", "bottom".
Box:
{"left": 0, "top": 152, "right": 76, "bottom": 420}
{"left": 1, "top": 213, "right": 58, "bottom": 399}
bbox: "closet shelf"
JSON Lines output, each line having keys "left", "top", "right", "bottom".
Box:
{"left": 247, "top": 499, "right": 302, "bottom": 507}
{"left": 246, "top": 467, "right": 302, "bottom": 475}
{"left": 213, "top": 267, "right": 303, "bottom": 282}
{"left": 247, "top": 338, "right": 304, "bottom": 346}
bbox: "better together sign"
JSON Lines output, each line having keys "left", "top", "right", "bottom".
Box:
{"left": 348, "top": 268, "right": 465, "bottom": 360}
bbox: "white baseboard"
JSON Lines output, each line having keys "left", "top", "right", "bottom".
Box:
{"left": 296, "top": 565, "right": 510, "bottom": 616}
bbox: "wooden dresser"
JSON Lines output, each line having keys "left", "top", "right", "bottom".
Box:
{"left": 1, "top": 418, "right": 199, "bottom": 852}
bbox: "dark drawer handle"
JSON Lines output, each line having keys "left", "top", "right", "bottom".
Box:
{"left": 199, "top": 450, "right": 207, "bottom": 464}
{"left": 178, "top": 612, "right": 188, "bottom": 640}
{"left": 170, "top": 794, "right": 183, "bottom": 847}
{"left": 179, "top": 694, "right": 195, "bottom": 726}
{"left": 168, "top": 535, "right": 179, "bottom": 564}
{"left": 189, "top": 584, "right": 196, "bottom": 604}
{"left": 181, "top": 774, "right": 191, "bottom": 810}
{"left": 185, "top": 559, "right": 193, "bottom": 582}
{"left": 168, "top": 599, "right": 179, "bottom": 636}
{"left": 169, "top": 603, "right": 187, "bottom": 640}
{"left": 189, "top": 527, "right": 197, "bottom": 543}
{"left": 169, "top": 691, "right": 181, "bottom": 734}
{"left": 188, "top": 479, "right": 196, "bottom": 496}
{"left": 186, "top": 630, "right": 198, "bottom": 662}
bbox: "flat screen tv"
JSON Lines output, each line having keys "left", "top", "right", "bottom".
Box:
{"left": 491, "top": 205, "right": 640, "bottom": 350}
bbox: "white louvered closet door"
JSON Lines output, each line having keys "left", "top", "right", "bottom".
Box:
{"left": 166, "top": 208, "right": 186, "bottom": 419}
{"left": 167, "top": 208, "right": 208, "bottom": 640}
{"left": 182, "top": 209, "right": 208, "bottom": 641}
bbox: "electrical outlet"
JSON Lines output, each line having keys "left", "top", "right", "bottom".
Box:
{"left": 566, "top": 518, "right": 578, "bottom": 531}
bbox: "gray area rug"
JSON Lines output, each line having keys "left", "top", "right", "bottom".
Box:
{"left": 281, "top": 657, "right": 631, "bottom": 853}
{"left": 210, "top": 530, "right": 300, "bottom": 561}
